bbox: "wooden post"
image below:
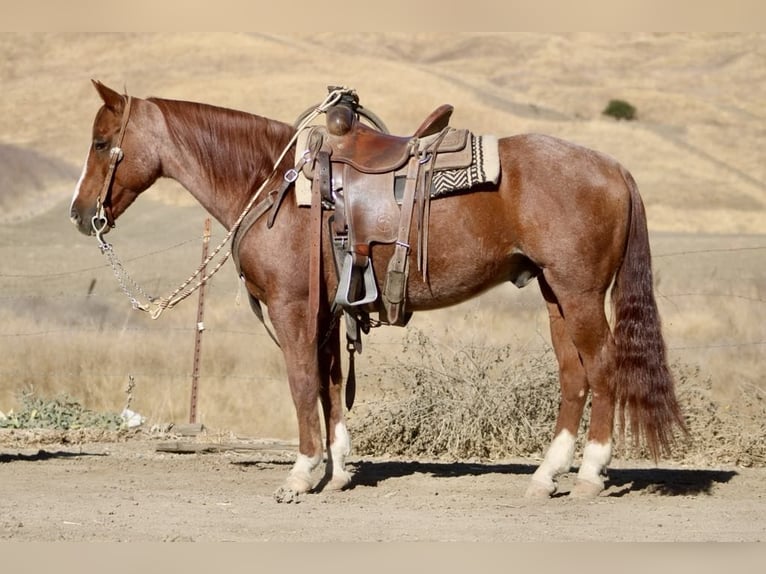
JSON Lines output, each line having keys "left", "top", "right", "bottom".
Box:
{"left": 189, "top": 218, "right": 211, "bottom": 425}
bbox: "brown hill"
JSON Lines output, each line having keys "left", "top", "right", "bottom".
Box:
{"left": 1, "top": 33, "right": 764, "bottom": 233}
{"left": 0, "top": 143, "right": 78, "bottom": 223}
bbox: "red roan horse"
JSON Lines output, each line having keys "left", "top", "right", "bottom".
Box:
{"left": 70, "top": 81, "right": 685, "bottom": 501}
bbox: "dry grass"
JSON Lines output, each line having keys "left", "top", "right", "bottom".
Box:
{"left": 671, "top": 365, "right": 766, "bottom": 467}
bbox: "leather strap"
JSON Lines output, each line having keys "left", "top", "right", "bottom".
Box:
{"left": 231, "top": 192, "right": 276, "bottom": 276}
{"left": 383, "top": 153, "right": 420, "bottom": 324}
{"left": 229, "top": 192, "right": 280, "bottom": 347}
{"left": 267, "top": 130, "right": 323, "bottom": 229}
{"left": 308, "top": 151, "right": 330, "bottom": 342}
{"left": 417, "top": 128, "right": 449, "bottom": 279}
{"left": 95, "top": 95, "right": 133, "bottom": 232}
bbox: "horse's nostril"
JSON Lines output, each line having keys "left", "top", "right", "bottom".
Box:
{"left": 70, "top": 208, "right": 88, "bottom": 232}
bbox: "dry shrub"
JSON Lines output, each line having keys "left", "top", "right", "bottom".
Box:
{"left": 350, "top": 328, "right": 567, "bottom": 460}
{"left": 350, "top": 329, "right": 766, "bottom": 467}
{"left": 608, "top": 363, "right": 766, "bottom": 467}
{"left": 665, "top": 364, "right": 766, "bottom": 467}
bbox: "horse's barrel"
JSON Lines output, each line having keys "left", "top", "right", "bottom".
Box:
{"left": 326, "top": 104, "right": 356, "bottom": 136}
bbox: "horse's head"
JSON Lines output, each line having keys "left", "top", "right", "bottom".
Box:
{"left": 70, "top": 80, "right": 161, "bottom": 237}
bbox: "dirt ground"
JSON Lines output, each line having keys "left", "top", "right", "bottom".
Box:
{"left": 1, "top": 433, "right": 764, "bottom": 542}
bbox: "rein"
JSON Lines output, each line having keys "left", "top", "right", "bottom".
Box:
{"left": 94, "top": 87, "right": 353, "bottom": 320}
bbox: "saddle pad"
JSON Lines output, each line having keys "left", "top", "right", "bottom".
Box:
{"left": 294, "top": 128, "right": 500, "bottom": 207}
{"left": 431, "top": 133, "right": 499, "bottom": 197}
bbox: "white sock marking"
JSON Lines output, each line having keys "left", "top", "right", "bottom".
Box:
{"left": 283, "top": 451, "right": 320, "bottom": 493}
{"left": 329, "top": 421, "right": 351, "bottom": 480}
{"left": 530, "top": 429, "right": 576, "bottom": 492}
{"left": 577, "top": 440, "right": 612, "bottom": 487}
{"left": 331, "top": 422, "right": 351, "bottom": 460}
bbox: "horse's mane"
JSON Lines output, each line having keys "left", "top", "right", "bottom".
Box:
{"left": 148, "top": 97, "right": 295, "bottom": 194}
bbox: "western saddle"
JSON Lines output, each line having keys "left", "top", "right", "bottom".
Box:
{"left": 296, "top": 88, "right": 474, "bottom": 323}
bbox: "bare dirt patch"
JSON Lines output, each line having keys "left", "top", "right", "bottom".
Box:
{"left": 1, "top": 432, "right": 764, "bottom": 542}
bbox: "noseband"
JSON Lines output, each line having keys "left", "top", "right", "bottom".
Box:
{"left": 92, "top": 95, "right": 133, "bottom": 242}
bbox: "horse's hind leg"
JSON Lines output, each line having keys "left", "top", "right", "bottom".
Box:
{"left": 316, "top": 321, "right": 353, "bottom": 491}
{"left": 526, "top": 275, "right": 616, "bottom": 499}
{"left": 525, "top": 277, "right": 589, "bottom": 498}
{"left": 569, "top": 311, "right": 616, "bottom": 500}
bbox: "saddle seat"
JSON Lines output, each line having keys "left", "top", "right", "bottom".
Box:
{"left": 325, "top": 104, "right": 454, "bottom": 174}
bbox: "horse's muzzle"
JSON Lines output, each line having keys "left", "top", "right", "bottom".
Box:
{"left": 70, "top": 205, "right": 101, "bottom": 236}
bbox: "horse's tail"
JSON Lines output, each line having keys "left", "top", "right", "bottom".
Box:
{"left": 611, "top": 169, "right": 687, "bottom": 459}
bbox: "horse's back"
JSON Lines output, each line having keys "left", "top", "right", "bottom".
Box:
{"left": 499, "top": 132, "right": 629, "bottom": 197}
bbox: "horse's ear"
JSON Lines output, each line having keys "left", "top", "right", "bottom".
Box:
{"left": 91, "top": 79, "right": 125, "bottom": 113}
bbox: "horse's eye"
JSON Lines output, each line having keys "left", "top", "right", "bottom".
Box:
{"left": 93, "top": 139, "right": 109, "bottom": 152}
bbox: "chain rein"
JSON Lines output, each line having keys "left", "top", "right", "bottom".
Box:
{"left": 94, "top": 88, "right": 351, "bottom": 319}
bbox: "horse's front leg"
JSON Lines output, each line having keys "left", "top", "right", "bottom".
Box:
{"left": 316, "top": 320, "right": 352, "bottom": 492}
{"left": 276, "top": 363, "right": 324, "bottom": 501}
{"left": 270, "top": 305, "right": 325, "bottom": 502}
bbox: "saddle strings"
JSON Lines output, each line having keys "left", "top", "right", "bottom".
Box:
{"left": 102, "top": 87, "right": 353, "bottom": 319}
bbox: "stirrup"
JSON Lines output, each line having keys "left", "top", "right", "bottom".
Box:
{"left": 334, "top": 253, "right": 378, "bottom": 307}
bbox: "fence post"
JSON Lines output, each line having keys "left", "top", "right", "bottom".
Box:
{"left": 189, "top": 218, "right": 211, "bottom": 425}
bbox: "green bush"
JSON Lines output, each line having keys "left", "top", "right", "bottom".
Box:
{"left": 0, "top": 390, "right": 124, "bottom": 430}
{"left": 603, "top": 99, "right": 637, "bottom": 121}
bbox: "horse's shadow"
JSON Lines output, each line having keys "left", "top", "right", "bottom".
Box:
{"left": 345, "top": 459, "right": 738, "bottom": 497}
{"left": 0, "top": 449, "right": 107, "bottom": 463}
{"left": 601, "top": 467, "right": 738, "bottom": 497}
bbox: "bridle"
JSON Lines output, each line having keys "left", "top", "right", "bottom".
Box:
{"left": 92, "top": 95, "right": 133, "bottom": 244}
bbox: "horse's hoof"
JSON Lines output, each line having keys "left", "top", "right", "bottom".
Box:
{"left": 273, "top": 475, "right": 312, "bottom": 503}
{"left": 273, "top": 483, "right": 311, "bottom": 503}
{"left": 524, "top": 480, "right": 555, "bottom": 499}
{"left": 570, "top": 479, "right": 603, "bottom": 499}
{"left": 325, "top": 471, "right": 353, "bottom": 492}
{"left": 313, "top": 470, "right": 352, "bottom": 493}
{"left": 273, "top": 487, "right": 304, "bottom": 504}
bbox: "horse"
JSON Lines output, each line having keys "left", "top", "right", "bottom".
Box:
{"left": 70, "top": 80, "right": 686, "bottom": 501}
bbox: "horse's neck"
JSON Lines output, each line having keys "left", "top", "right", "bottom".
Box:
{"left": 153, "top": 98, "right": 294, "bottom": 230}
